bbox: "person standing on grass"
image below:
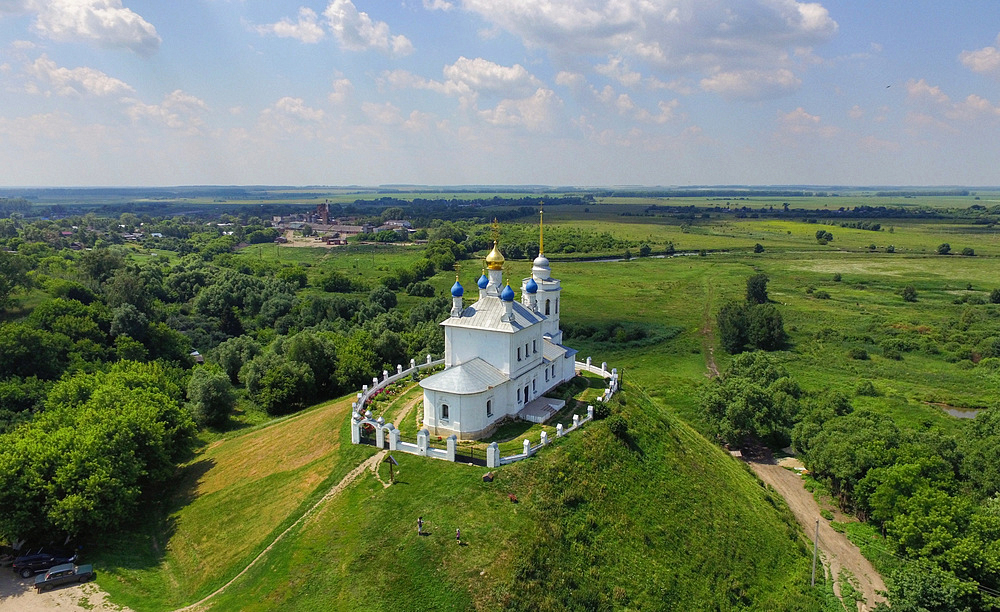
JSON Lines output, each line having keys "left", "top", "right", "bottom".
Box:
{"left": 456, "top": 528, "right": 461, "bottom": 545}
{"left": 417, "top": 516, "right": 423, "bottom": 535}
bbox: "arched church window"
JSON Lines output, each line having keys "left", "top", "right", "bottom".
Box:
{"left": 545, "top": 299, "right": 550, "bottom": 315}
{"left": 517, "top": 347, "right": 522, "bottom": 361}
{"left": 517, "top": 388, "right": 522, "bottom": 403}
{"left": 532, "top": 340, "right": 537, "bottom": 353}
{"left": 441, "top": 404, "right": 449, "bottom": 420}
{"left": 486, "top": 400, "right": 493, "bottom": 418}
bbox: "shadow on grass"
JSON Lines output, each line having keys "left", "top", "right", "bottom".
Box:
{"left": 88, "top": 457, "right": 216, "bottom": 572}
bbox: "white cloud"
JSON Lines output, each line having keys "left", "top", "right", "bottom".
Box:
{"left": 595, "top": 57, "right": 642, "bottom": 87}
{"left": 258, "top": 96, "right": 325, "bottom": 139}
{"left": 362, "top": 101, "right": 401, "bottom": 125}
{"left": 423, "top": 0, "right": 454, "bottom": 10}
{"left": 329, "top": 78, "right": 353, "bottom": 104}
{"left": 906, "top": 78, "right": 949, "bottom": 104}
{"left": 700, "top": 68, "right": 801, "bottom": 100}
{"left": 848, "top": 104, "right": 864, "bottom": 119}
{"left": 458, "top": 0, "right": 836, "bottom": 76}
{"left": 384, "top": 57, "right": 543, "bottom": 110}
{"left": 635, "top": 99, "right": 679, "bottom": 124}
{"left": 946, "top": 94, "right": 1000, "bottom": 121}
{"left": 124, "top": 90, "right": 208, "bottom": 133}
{"left": 26, "top": 54, "right": 133, "bottom": 97}
{"left": 256, "top": 7, "right": 325, "bottom": 44}
{"left": 443, "top": 56, "right": 540, "bottom": 95}
{"left": 30, "top": 0, "right": 161, "bottom": 56}
{"left": 778, "top": 106, "right": 837, "bottom": 137}
{"left": 478, "top": 87, "right": 560, "bottom": 131}
{"left": 323, "top": 0, "right": 413, "bottom": 57}
{"left": 555, "top": 70, "right": 585, "bottom": 88}
{"left": 273, "top": 96, "right": 324, "bottom": 122}
{"left": 960, "top": 34, "right": 1000, "bottom": 76}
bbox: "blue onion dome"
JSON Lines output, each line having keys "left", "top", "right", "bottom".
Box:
{"left": 477, "top": 274, "right": 489, "bottom": 289}
{"left": 451, "top": 281, "right": 464, "bottom": 297}
{"left": 500, "top": 284, "right": 515, "bottom": 302}
{"left": 525, "top": 277, "right": 538, "bottom": 294}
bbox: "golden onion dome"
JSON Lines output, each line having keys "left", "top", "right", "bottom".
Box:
{"left": 485, "top": 240, "right": 505, "bottom": 270}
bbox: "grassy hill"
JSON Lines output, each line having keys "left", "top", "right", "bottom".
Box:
{"left": 92, "top": 382, "right": 823, "bottom": 611}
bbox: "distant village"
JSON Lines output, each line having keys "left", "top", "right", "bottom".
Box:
{"left": 271, "top": 203, "right": 415, "bottom": 246}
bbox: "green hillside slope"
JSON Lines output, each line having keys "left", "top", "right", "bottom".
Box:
{"left": 193, "top": 386, "right": 821, "bottom": 611}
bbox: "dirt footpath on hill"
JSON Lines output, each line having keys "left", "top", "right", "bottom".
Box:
{"left": 745, "top": 454, "right": 887, "bottom": 611}
{"left": 0, "top": 570, "right": 131, "bottom": 612}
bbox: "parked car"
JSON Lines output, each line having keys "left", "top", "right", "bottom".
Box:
{"left": 12, "top": 548, "right": 77, "bottom": 578}
{"left": 33, "top": 563, "right": 94, "bottom": 592}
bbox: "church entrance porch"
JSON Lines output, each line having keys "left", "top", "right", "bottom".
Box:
{"left": 517, "top": 396, "right": 566, "bottom": 425}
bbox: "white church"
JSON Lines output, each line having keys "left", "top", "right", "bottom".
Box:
{"left": 419, "top": 224, "right": 578, "bottom": 440}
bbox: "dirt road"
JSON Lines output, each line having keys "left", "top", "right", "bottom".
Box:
{"left": 746, "top": 456, "right": 886, "bottom": 611}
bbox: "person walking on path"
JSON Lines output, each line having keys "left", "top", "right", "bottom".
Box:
{"left": 417, "top": 517, "right": 423, "bottom": 535}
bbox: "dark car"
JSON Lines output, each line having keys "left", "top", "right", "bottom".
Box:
{"left": 12, "top": 548, "right": 77, "bottom": 578}
{"left": 33, "top": 563, "right": 94, "bottom": 592}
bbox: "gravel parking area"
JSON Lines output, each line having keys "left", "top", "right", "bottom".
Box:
{"left": 0, "top": 569, "right": 131, "bottom": 612}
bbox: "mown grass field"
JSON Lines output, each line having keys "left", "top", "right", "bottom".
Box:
{"left": 91, "top": 397, "right": 372, "bottom": 610}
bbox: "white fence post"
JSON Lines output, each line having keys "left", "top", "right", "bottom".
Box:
{"left": 573, "top": 414, "right": 580, "bottom": 429}
{"left": 523, "top": 439, "right": 531, "bottom": 455}
{"left": 540, "top": 431, "right": 548, "bottom": 446}
{"left": 557, "top": 423, "right": 564, "bottom": 437}
{"left": 351, "top": 414, "right": 361, "bottom": 444}
{"left": 417, "top": 429, "right": 429, "bottom": 456}
{"left": 389, "top": 427, "right": 399, "bottom": 451}
{"left": 587, "top": 405, "right": 594, "bottom": 421}
{"left": 446, "top": 435, "right": 457, "bottom": 462}
{"left": 487, "top": 442, "right": 500, "bottom": 468}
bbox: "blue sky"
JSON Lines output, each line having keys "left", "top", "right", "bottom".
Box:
{"left": 1, "top": 0, "right": 999, "bottom": 187}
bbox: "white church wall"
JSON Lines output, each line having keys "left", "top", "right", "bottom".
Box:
{"left": 446, "top": 327, "right": 509, "bottom": 373}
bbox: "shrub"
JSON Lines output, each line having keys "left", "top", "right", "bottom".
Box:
{"left": 607, "top": 415, "right": 628, "bottom": 440}
{"left": 833, "top": 273, "right": 842, "bottom": 282}
{"left": 901, "top": 286, "right": 917, "bottom": 302}
{"left": 962, "top": 247, "right": 975, "bottom": 256}
{"left": 405, "top": 282, "right": 436, "bottom": 297}
{"left": 814, "top": 290, "right": 831, "bottom": 300}
{"left": 991, "top": 289, "right": 1000, "bottom": 304}
{"left": 855, "top": 380, "right": 879, "bottom": 397}
{"left": 591, "top": 401, "right": 611, "bottom": 420}
{"left": 848, "top": 348, "right": 869, "bottom": 360}
{"left": 886, "top": 245, "right": 895, "bottom": 253}
{"left": 753, "top": 243, "right": 764, "bottom": 253}
{"left": 937, "top": 243, "right": 951, "bottom": 255}
{"left": 746, "top": 273, "right": 769, "bottom": 304}
{"left": 820, "top": 510, "right": 834, "bottom": 521}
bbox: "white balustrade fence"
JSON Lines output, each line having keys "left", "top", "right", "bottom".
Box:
{"left": 349, "top": 358, "right": 619, "bottom": 469}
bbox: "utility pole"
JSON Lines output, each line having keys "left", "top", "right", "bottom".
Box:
{"left": 811, "top": 519, "right": 819, "bottom": 587}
